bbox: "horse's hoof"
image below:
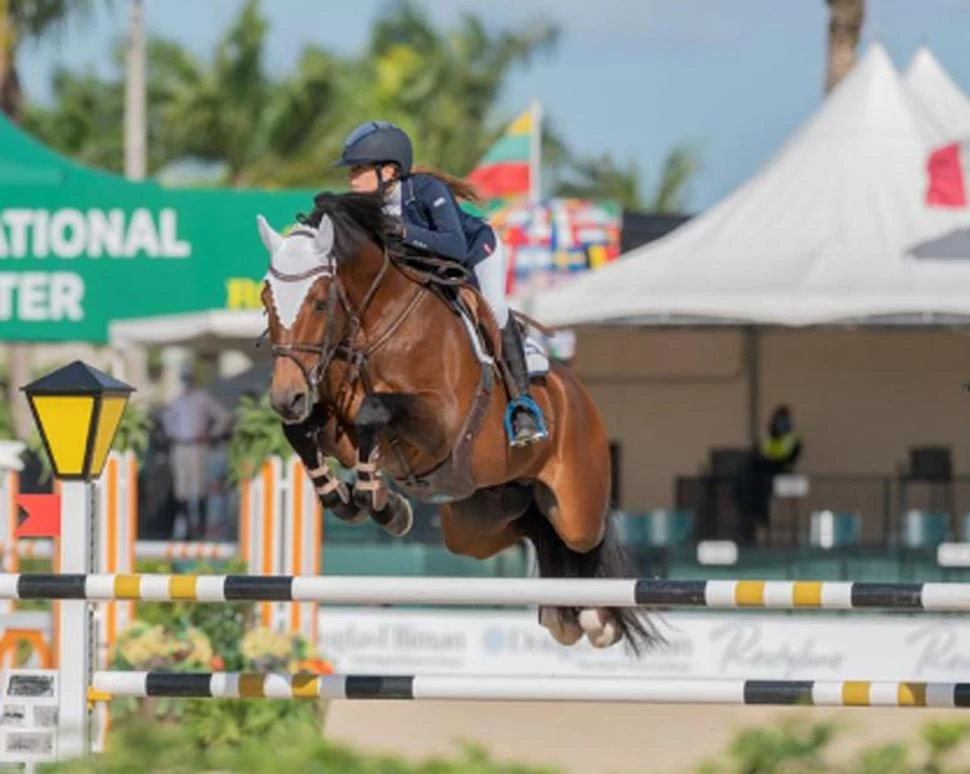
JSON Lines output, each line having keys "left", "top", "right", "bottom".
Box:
{"left": 375, "top": 494, "right": 413, "bottom": 538}
{"left": 539, "top": 607, "right": 583, "bottom": 646}
{"left": 578, "top": 607, "right": 622, "bottom": 648}
{"left": 330, "top": 500, "right": 369, "bottom": 525}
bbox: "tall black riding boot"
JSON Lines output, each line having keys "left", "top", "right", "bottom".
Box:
{"left": 500, "top": 321, "right": 548, "bottom": 447}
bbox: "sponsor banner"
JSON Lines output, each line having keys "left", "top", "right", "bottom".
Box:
{"left": 1, "top": 114, "right": 313, "bottom": 342}
{"left": 318, "top": 607, "right": 970, "bottom": 681}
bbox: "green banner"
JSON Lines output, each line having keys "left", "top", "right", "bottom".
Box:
{"left": 0, "top": 116, "right": 314, "bottom": 343}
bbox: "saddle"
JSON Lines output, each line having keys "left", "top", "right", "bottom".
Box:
{"left": 387, "top": 249, "right": 553, "bottom": 502}
{"left": 392, "top": 249, "right": 553, "bottom": 371}
{"left": 392, "top": 250, "right": 504, "bottom": 363}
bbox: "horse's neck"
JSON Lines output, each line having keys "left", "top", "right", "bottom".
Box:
{"left": 341, "top": 244, "right": 416, "bottom": 335}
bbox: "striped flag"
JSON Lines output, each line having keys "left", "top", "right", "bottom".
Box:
{"left": 468, "top": 101, "right": 541, "bottom": 204}
{"left": 927, "top": 141, "right": 968, "bottom": 207}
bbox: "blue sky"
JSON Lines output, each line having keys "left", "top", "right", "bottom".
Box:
{"left": 15, "top": 0, "right": 970, "bottom": 211}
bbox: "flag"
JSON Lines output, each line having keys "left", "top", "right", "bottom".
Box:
{"left": 468, "top": 101, "right": 541, "bottom": 203}
{"left": 927, "top": 141, "right": 968, "bottom": 208}
{"left": 15, "top": 494, "right": 61, "bottom": 538}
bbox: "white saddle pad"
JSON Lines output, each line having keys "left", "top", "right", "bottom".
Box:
{"left": 524, "top": 335, "right": 550, "bottom": 377}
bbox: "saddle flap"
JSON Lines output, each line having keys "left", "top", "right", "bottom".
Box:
{"left": 457, "top": 288, "right": 550, "bottom": 379}
{"left": 396, "top": 259, "right": 549, "bottom": 380}
{"left": 457, "top": 287, "right": 502, "bottom": 360}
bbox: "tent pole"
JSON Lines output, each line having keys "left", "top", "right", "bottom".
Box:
{"left": 745, "top": 327, "right": 760, "bottom": 448}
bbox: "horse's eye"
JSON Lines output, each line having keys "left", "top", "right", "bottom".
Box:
{"left": 314, "top": 299, "right": 328, "bottom": 313}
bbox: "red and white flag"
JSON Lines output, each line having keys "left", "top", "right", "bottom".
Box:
{"left": 927, "top": 141, "right": 968, "bottom": 208}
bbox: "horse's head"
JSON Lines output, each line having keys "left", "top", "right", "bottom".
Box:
{"left": 259, "top": 212, "right": 341, "bottom": 423}
{"left": 258, "top": 192, "right": 392, "bottom": 424}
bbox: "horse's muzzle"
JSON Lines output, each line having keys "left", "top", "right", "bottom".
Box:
{"left": 270, "top": 387, "right": 314, "bottom": 425}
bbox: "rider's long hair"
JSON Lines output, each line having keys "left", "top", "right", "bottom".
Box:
{"left": 411, "top": 165, "right": 484, "bottom": 207}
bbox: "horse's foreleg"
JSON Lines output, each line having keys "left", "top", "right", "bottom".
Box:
{"left": 282, "top": 414, "right": 364, "bottom": 524}
{"left": 353, "top": 394, "right": 414, "bottom": 537}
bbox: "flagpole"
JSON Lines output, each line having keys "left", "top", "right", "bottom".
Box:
{"left": 530, "top": 98, "right": 542, "bottom": 204}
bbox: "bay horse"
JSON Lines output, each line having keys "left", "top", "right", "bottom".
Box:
{"left": 257, "top": 191, "right": 658, "bottom": 652}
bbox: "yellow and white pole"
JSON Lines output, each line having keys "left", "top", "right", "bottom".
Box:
{"left": 20, "top": 360, "right": 134, "bottom": 763}
{"left": 57, "top": 479, "right": 94, "bottom": 758}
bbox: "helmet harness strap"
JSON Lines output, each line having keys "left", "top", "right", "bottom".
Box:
{"left": 374, "top": 163, "right": 389, "bottom": 196}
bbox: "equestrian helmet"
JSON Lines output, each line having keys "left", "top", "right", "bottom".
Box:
{"left": 336, "top": 121, "right": 413, "bottom": 176}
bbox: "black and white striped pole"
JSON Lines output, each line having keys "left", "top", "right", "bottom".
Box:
{"left": 21, "top": 362, "right": 134, "bottom": 761}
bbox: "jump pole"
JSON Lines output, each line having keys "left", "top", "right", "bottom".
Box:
{"left": 2, "top": 575, "right": 970, "bottom": 611}
{"left": 89, "top": 672, "right": 970, "bottom": 709}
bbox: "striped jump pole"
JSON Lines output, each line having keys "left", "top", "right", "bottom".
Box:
{"left": 8, "top": 364, "right": 327, "bottom": 765}
{"left": 89, "top": 672, "right": 970, "bottom": 709}
{"left": 4, "top": 575, "right": 970, "bottom": 611}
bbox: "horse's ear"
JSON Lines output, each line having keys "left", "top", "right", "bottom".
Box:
{"left": 256, "top": 215, "right": 283, "bottom": 254}
{"left": 315, "top": 214, "right": 335, "bottom": 255}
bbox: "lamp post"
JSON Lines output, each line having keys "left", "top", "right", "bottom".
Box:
{"left": 21, "top": 362, "right": 133, "bottom": 760}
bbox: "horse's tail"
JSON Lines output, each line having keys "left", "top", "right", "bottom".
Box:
{"left": 520, "top": 504, "right": 663, "bottom": 656}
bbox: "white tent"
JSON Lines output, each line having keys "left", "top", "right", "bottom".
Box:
{"left": 904, "top": 47, "right": 970, "bottom": 142}
{"left": 528, "top": 44, "right": 970, "bottom": 328}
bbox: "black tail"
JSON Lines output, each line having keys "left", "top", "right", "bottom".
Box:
{"left": 520, "top": 504, "right": 664, "bottom": 656}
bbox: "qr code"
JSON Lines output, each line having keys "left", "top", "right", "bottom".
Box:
{"left": 0, "top": 706, "right": 26, "bottom": 727}
{"left": 5, "top": 731, "right": 55, "bottom": 755}
{"left": 6, "top": 675, "right": 54, "bottom": 699}
{"left": 33, "top": 707, "right": 58, "bottom": 728}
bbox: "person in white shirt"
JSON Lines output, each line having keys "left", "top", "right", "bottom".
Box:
{"left": 160, "top": 365, "right": 234, "bottom": 539}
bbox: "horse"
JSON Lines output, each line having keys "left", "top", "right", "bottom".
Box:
{"left": 257, "top": 191, "right": 659, "bottom": 652}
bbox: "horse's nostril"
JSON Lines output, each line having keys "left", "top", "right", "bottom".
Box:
{"left": 288, "top": 392, "right": 307, "bottom": 416}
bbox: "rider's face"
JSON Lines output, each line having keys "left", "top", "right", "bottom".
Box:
{"left": 348, "top": 164, "right": 397, "bottom": 193}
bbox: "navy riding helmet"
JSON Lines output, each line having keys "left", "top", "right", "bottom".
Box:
{"left": 336, "top": 121, "right": 413, "bottom": 177}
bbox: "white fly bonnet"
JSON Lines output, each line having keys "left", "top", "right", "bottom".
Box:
{"left": 258, "top": 214, "right": 336, "bottom": 329}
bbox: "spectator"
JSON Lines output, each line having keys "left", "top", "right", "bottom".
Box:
{"left": 735, "top": 405, "right": 802, "bottom": 545}
{"left": 159, "top": 364, "right": 234, "bottom": 539}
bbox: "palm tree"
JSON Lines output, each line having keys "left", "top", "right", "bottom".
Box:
{"left": 825, "top": 0, "right": 865, "bottom": 94}
{"left": 647, "top": 145, "right": 699, "bottom": 213}
{"left": 556, "top": 153, "right": 644, "bottom": 209}
{"left": 18, "top": 0, "right": 698, "bottom": 218}
{"left": 555, "top": 145, "right": 699, "bottom": 213}
{"left": 240, "top": 0, "right": 560, "bottom": 188}
{"left": 23, "top": 66, "right": 125, "bottom": 170}
{"left": 24, "top": 0, "right": 560, "bottom": 190}
{"left": 154, "top": 0, "right": 271, "bottom": 185}
{"left": 235, "top": 45, "right": 349, "bottom": 188}
{"left": 359, "top": 0, "right": 559, "bottom": 175}
{"left": 0, "top": 0, "right": 102, "bottom": 121}
{"left": 1, "top": 0, "right": 105, "bottom": 442}
{"left": 23, "top": 35, "right": 203, "bottom": 176}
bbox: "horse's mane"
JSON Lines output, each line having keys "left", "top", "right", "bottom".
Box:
{"left": 294, "top": 189, "right": 470, "bottom": 287}
{"left": 297, "top": 191, "right": 392, "bottom": 262}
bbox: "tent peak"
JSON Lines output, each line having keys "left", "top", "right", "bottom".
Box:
{"left": 809, "top": 40, "right": 944, "bottom": 146}
{"left": 903, "top": 45, "right": 970, "bottom": 143}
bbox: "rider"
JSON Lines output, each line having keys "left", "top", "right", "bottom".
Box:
{"left": 335, "top": 120, "right": 548, "bottom": 448}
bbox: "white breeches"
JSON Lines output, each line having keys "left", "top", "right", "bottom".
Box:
{"left": 473, "top": 237, "right": 510, "bottom": 328}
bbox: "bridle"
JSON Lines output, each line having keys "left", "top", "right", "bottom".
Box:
{"left": 266, "top": 243, "right": 393, "bottom": 401}
{"left": 264, "top": 220, "right": 431, "bottom": 487}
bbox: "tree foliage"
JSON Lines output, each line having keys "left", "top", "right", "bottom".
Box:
{"left": 18, "top": 0, "right": 696, "bottom": 212}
